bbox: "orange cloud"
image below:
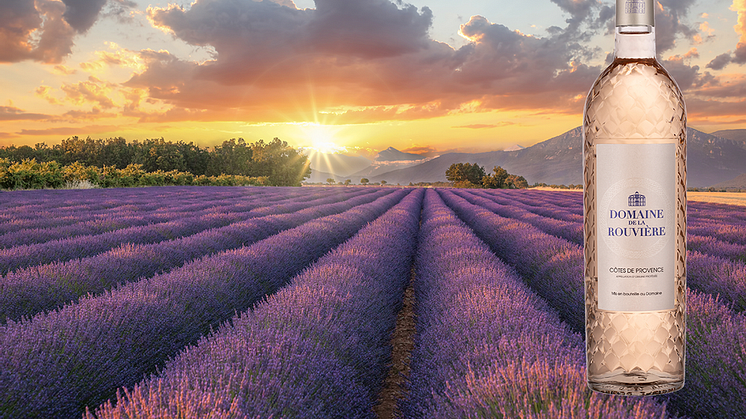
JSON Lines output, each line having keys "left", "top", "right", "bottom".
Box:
{"left": 17, "top": 124, "right": 119, "bottom": 136}
{"left": 0, "top": 105, "right": 50, "bottom": 121}
{"left": 453, "top": 122, "right": 516, "bottom": 129}
{"left": 80, "top": 43, "right": 143, "bottom": 73}
{"left": 124, "top": 2, "right": 606, "bottom": 126}
{"left": 60, "top": 77, "right": 117, "bottom": 109}
{"left": 35, "top": 85, "right": 62, "bottom": 105}
{"left": 732, "top": 0, "right": 746, "bottom": 63}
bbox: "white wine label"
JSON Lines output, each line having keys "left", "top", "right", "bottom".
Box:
{"left": 597, "top": 143, "right": 675, "bottom": 311}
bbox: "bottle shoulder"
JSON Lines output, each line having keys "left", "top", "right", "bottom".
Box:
{"left": 584, "top": 58, "right": 686, "bottom": 140}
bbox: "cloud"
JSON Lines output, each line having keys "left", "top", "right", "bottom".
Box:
{"left": 131, "top": 0, "right": 604, "bottom": 125}
{"left": 400, "top": 145, "right": 437, "bottom": 156}
{"left": 0, "top": 106, "right": 50, "bottom": 121}
{"left": 35, "top": 85, "right": 63, "bottom": 105}
{"left": 108, "top": 0, "right": 734, "bottom": 127}
{"left": 80, "top": 43, "right": 143, "bottom": 73}
{"left": 731, "top": 0, "right": 746, "bottom": 64}
{"left": 707, "top": 52, "right": 733, "bottom": 70}
{"left": 61, "top": 0, "right": 107, "bottom": 33}
{"left": 0, "top": 132, "right": 20, "bottom": 139}
{"left": 17, "top": 124, "right": 119, "bottom": 136}
{"left": 702, "top": 0, "right": 746, "bottom": 68}
{"left": 0, "top": 0, "right": 136, "bottom": 63}
{"left": 655, "top": 0, "right": 700, "bottom": 53}
{"left": 0, "top": 0, "right": 75, "bottom": 63}
{"left": 52, "top": 64, "right": 77, "bottom": 75}
{"left": 453, "top": 123, "right": 515, "bottom": 129}
{"left": 60, "top": 76, "right": 118, "bottom": 109}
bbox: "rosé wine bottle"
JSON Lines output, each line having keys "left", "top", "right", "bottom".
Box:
{"left": 583, "top": 0, "right": 686, "bottom": 395}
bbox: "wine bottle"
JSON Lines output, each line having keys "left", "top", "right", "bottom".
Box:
{"left": 583, "top": 0, "right": 686, "bottom": 395}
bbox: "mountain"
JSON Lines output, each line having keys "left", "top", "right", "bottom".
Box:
{"left": 367, "top": 128, "right": 582, "bottom": 185}
{"left": 711, "top": 173, "right": 746, "bottom": 190}
{"left": 347, "top": 147, "right": 431, "bottom": 182}
{"left": 305, "top": 152, "right": 371, "bottom": 178}
{"left": 306, "top": 169, "right": 347, "bottom": 184}
{"left": 374, "top": 147, "right": 424, "bottom": 162}
{"left": 503, "top": 144, "right": 526, "bottom": 151}
{"left": 367, "top": 127, "right": 746, "bottom": 188}
{"left": 710, "top": 129, "right": 746, "bottom": 145}
{"left": 687, "top": 128, "right": 746, "bottom": 187}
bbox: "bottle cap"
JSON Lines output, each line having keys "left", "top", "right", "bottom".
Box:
{"left": 616, "top": 0, "right": 654, "bottom": 27}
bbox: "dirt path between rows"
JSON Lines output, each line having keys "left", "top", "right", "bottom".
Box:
{"left": 374, "top": 268, "right": 416, "bottom": 419}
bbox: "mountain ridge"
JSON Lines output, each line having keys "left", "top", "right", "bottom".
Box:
{"left": 306, "top": 127, "right": 746, "bottom": 187}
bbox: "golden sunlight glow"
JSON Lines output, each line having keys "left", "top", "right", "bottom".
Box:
{"left": 301, "top": 123, "right": 348, "bottom": 154}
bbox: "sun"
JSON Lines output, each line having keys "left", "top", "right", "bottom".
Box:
{"left": 301, "top": 123, "right": 348, "bottom": 154}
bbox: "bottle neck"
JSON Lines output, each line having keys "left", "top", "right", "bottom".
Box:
{"left": 614, "top": 26, "right": 656, "bottom": 59}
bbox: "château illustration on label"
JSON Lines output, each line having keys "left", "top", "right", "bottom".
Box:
{"left": 582, "top": 0, "right": 687, "bottom": 395}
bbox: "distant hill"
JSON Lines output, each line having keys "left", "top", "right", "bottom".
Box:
{"left": 367, "top": 128, "right": 583, "bottom": 186}
{"left": 711, "top": 129, "right": 746, "bottom": 145}
{"left": 346, "top": 147, "right": 431, "bottom": 182}
{"left": 305, "top": 152, "right": 371, "bottom": 178}
{"left": 503, "top": 144, "right": 526, "bottom": 151}
{"left": 711, "top": 173, "right": 746, "bottom": 190}
{"left": 306, "top": 168, "right": 347, "bottom": 184}
{"left": 374, "top": 147, "right": 424, "bottom": 162}
{"left": 366, "top": 127, "right": 746, "bottom": 188}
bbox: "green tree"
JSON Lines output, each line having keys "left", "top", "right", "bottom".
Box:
{"left": 344, "top": 179, "right": 351, "bottom": 186}
{"left": 360, "top": 178, "right": 369, "bottom": 185}
{"left": 446, "top": 162, "right": 485, "bottom": 187}
{"left": 250, "top": 138, "right": 311, "bottom": 186}
{"left": 505, "top": 174, "right": 529, "bottom": 189}
{"left": 483, "top": 166, "right": 509, "bottom": 189}
{"left": 327, "top": 178, "right": 336, "bottom": 185}
{"left": 206, "top": 138, "right": 253, "bottom": 176}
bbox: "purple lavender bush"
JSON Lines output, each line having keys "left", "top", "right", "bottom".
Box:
{"left": 401, "top": 190, "right": 669, "bottom": 418}
{"left": 0, "top": 189, "right": 407, "bottom": 419}
{"left": 88, "top": 189, "right": 424, "bottom": 419}
{"left": 0, "top": 187, "right": 372, "bottom": 274}
{"left": 438, "top": 188, "right": 746, "bottom": 419}
{"left": 0, "top": 188, "right": 384, "bottom": 322}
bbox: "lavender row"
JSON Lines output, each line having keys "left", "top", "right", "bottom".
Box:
{"left": 0, "top": 188, "right": 384, "bottom": 322}
{"left": 0, "top": 186, "right": 321, "bottom": 245}
{"left": 88, "top": 189, "right": 424, "bottom": 419}
{"left": 474, "top": 189, "right": 746, "bottom": 253}
{"left": 485, "top": 188, "right": 746, "bottom": 227}
{"left": 439, "top": 189, "right": 746, "bottom": 419}
{"left": 480, "top": 189, "right": 746, "bottom": 245}
{"left": 440, "top": 189, "right": 585, "bottom": 328}
{"left": 0, "top": 193, "right": 281, "bottom": 249}
{"left": 0, "top": 186, "right": 223, "bottom": 226}
{"left": 457, "top": 189, "right": 746, "bottom": 311}
{"left": 0, "top": 188, "right": 409, "bottom": 419}
{"left": 0, "top": 187, "right": 367, "bottom": 274}
{"left": 477, "top": 189, "right": 583, "bottom": 223}
{"left": 456, "top": 189, "right": 584, "bottom": 244}
{"left": 689, "top": 200, "right": 746, "bottom": 224}
{"left": 402, "top": 190, "right": 668, "bottom": 418}
{"left": 688, "top": 220, "right": 746, "bottom": 247}
{"left": 0, "top": 186, "right": 287, "bottom": 234}
{"left": 687, "top": 251, "right": 746, "bottom": 311}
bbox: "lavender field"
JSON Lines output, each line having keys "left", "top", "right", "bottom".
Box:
{"left": 0, "top": 186, "right": 744, "bottom": 419}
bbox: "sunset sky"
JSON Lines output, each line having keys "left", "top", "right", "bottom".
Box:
{"left": 2, "top": 0, "right": 746, "bottom": 157}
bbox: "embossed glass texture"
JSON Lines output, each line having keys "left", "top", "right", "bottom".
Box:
{"left": 583, "top": 57, "right": 687, "bottom": 395}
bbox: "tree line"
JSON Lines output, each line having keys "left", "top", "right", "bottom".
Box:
{"left": 445, "top": 162, "right": 528, "bottom": 189}
{"left": 0, "top": 137, "right": 311, "bottom": 187}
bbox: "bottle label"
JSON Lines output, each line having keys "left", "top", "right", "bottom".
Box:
{"left": 596, "top": 143, "right": 675, "bottom": 311}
